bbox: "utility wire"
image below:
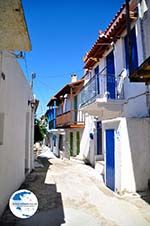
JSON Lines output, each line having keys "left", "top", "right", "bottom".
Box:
{"left": 35, "top": 79, "right": 59, "bottom": 91}
{"left": 35, "top": 79, "right": 56, "bottom": 91}
{"left": 23, "top": 52, "right": 30, "bottom": 82}
{"left": 40, "top": 69, "right": 83, "bottom": 78}
{"left": 34, "top": 82, "right": 49, "bottom": 103}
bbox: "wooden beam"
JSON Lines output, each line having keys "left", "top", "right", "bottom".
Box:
{"left": 136, "top": 69, "right": 150, "bottom": 77}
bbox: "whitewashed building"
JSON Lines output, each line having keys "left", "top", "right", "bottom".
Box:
{"left": 79, "top": 0, "right": 150, "bottom": 193}
{"left": 0, "top": 0, "right": 34, "bottom": 215}
{"left": 47, "top": 75, "right": 85, "bottom": 159}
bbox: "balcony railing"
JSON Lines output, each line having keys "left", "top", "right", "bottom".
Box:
{"left": 48, "top": 119, "right": 56, "bottom": 130}
{"left": 56, "top": 110, "right": 84, "bottom": 127}
{"left": 79, "top": 71, "right": 124, "bottom": 106}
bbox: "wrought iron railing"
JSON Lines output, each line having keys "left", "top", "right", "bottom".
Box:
{"left": 79, "top": 71, "right": 124, "bottom": 107}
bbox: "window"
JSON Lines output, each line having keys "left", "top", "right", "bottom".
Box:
{"left": 94, "top": 65, "right": 100, "bottom": 94}
{"left": 57, "top": 104, "right": 62, "bottom": 115}
{"left": 63, "top": 97, "right": 71, "bottom": 113}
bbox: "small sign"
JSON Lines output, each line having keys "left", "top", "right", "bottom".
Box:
{"left": 9, "top": 189, "right": 38, "bottom": 219}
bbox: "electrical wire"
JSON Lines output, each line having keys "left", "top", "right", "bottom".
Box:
{"left": 35, "top": 79, "right": 57, "bottom": 91}
{"left": 40, "top": 69, "right": 83, "bottom": 79}
{"left": 24, "top": 52, "right": 30, "bottom": 81}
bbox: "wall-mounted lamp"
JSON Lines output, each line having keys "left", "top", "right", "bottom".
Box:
{"left": 28, "top": 99, "right": 36, "bottom": 109}
{"left": 1, "top": 72, "right": 5, "bottom": 80}
{"left": 9, "top": 51, "right": 24, "bottom": 59}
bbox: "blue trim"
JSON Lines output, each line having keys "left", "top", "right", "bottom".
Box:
{"left": 106, "top": 51, "right": 115, "bottom": 99}
{"left": 125, "top": 27, "right": 138, "bottom": 73}
{"left": 96, "top": 121, "right": 102, "bottom": 155}
{"left": 94, "top": 66, "right": 100, "bottom": 95}
{"left": 47, "top": 100, "right": 57, "bottom": 129}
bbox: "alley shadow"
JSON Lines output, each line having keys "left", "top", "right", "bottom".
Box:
{"left": 0, "top": 157, "right": 65, "bottom": 226}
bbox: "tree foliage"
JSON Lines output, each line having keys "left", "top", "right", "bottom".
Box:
{"left": 34, "top": 118, "right": 47, "bottom": 143}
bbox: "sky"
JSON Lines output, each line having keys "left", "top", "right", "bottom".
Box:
{"left": 21, "top": 0, "right": 124, "bottom": 118}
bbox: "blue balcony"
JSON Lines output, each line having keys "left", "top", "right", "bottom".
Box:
{"left": 47, "top": 108, "right": 56, "bottom": 130}
{"left": 79, "top": 72, "right": 125, "bottom": 120}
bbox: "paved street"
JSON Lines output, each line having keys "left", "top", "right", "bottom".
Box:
{"left": 1, "top": 156, "right": 150, "bottom": 226}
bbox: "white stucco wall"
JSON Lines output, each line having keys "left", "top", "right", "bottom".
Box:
{"left": 0, "top": 51, "right": 34, "bottom": 216}
{"left": 82, "top": 28, "right": 148, "bottom": 120}
{"left": 79, "top": 114, "right": 96, "bottom": 166}
{"left": 114, "top": 33, "right": 148, "bottom": 118}
{"left": 103, "top": 117, "right": 150, "bottom": 193}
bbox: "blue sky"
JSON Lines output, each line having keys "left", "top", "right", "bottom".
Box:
{"left": 21, "top": 0, "right": 124, "bottom": 117}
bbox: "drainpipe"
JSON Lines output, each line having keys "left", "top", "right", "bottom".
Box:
{"left": 146, "top": 85, "right": 150, "bottom": 116}
{"left": 125, "top": 0, "right": 132, "bottom": 77}
{"left": 137, "top": 0, "right": 146, "bottom": 60}
{"left": 137, "top": 0, "right": 150, "bottom": 116}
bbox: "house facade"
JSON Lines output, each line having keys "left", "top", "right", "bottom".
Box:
{"left": 47, "top": 75, "right": 85, "bottom": 158}
{"left": 0, "top": 0, "right": 34, "bottom": 216}
{"left": 79, "top": 0, "right": 150, "bottom": 193}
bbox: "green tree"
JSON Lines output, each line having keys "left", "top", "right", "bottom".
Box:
{"left": 34, "top": 118, "right": 47, "bottom": 143}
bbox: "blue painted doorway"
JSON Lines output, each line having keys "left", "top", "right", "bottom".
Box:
{"left": 106, "top": 51, "right": 115, "bottom": 99}
{"left": 106, "top": 129, "right": 115, "bottom": 191}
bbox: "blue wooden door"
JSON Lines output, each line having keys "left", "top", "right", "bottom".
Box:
{"left": 106, "top": 129, "right": 115, "bottom": 191}
{"left": 106, "top": 51, "right": 115, "bottom": 99}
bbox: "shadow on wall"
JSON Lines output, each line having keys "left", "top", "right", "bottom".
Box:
{"left": 127, "top": 118, "right": 150, "bottom": 204}
{"left": 0, "top": 157, "right": 65, "bottom": 226}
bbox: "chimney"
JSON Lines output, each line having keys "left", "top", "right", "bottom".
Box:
{"left": 71, "top": 74, "right": 77, "bottom": 83}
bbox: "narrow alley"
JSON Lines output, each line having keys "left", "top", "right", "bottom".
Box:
{"left": 1, "top": 155, "right": 150, "bottom": 226}
{"left": 1, "top": 1, "right": 150, "bottom": 226}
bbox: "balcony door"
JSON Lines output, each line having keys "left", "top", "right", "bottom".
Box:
{"left": 94, "top": 66, "right": 100, "bottom": 95}
{"left": 106, "top": 51, "right": 115, "bottom": 99}
{"left": 124, "top": 27, "right": 138, "bottom": 73}
{"left": 74, "top": 95, "right": 78, "bottom": 122}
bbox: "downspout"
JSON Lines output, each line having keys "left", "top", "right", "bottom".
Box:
{"left": 125, "top": 0, "right": 132, "bottom": 77}
{"left": 146, "top": 84, "right": 150, "bottom": 116}
{"left": 137, "top": 0, "right": 150, "bottom": 116}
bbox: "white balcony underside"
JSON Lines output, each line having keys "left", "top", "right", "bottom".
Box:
{"left": 49, "top": 129, "right": 65, "bottom": 134}
{"left": 80, "top": 97, "right": 125, "bottom": 120}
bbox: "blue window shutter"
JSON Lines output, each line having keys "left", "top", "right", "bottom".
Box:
{"left": 124, "top": 27, "right": 138, "bottom": 73}
{"left": 94, "top": 66, "right": 100, "bottom": 94}
{"left": 106, "top": 51, "right": 115, "bottom": 99}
